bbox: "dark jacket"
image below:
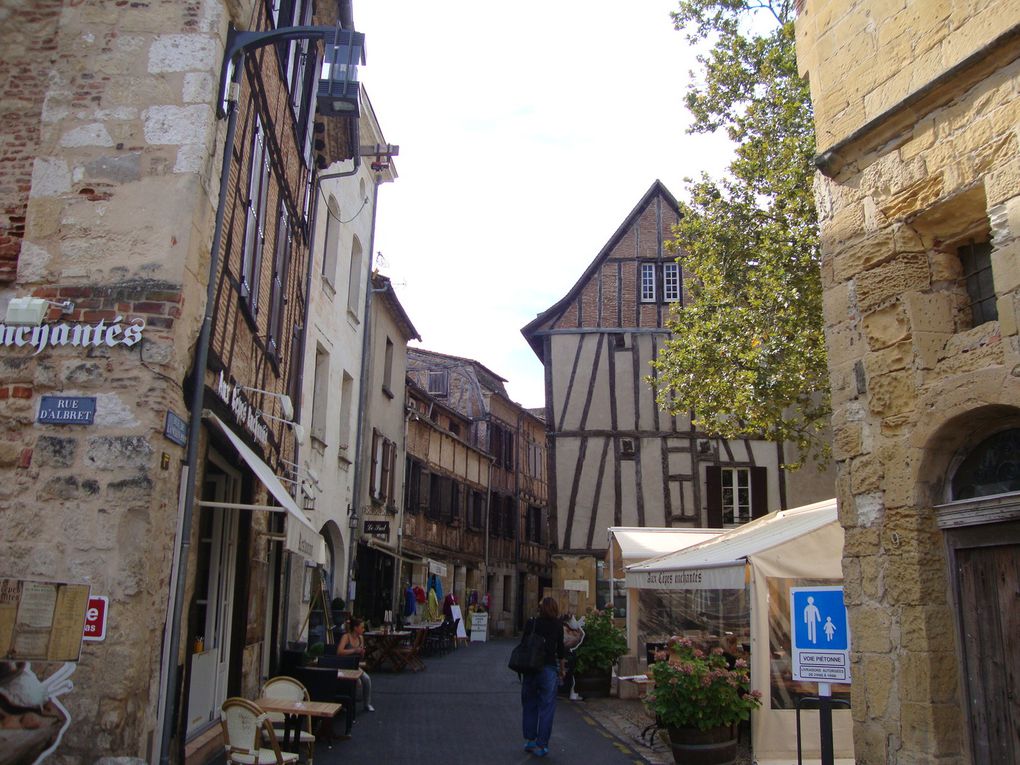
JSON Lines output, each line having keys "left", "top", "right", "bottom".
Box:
{"left": 529, "top": 616, "right": 566, "bottom": 666}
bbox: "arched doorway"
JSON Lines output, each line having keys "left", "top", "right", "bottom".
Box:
{"left": 937, "top": 426, "right": 1020, "bottom": 764}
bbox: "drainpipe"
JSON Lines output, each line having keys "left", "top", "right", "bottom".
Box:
{"left": 392, "top": 403, "right": 413, "bottom": 619}
{"left": 346, "top": 172, "right": 385, "bottom": 607}
{"left": 157, "top": 58, "right": 242, "bottom": 765}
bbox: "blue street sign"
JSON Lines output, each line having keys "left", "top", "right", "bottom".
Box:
{"left": 791, "top": 587, "right": 848, "bottom": 651}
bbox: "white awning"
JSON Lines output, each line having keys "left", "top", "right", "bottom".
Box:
{"left": 203, "top": 411, "right": 320, "bottom": 560}
{"left": 610, "top": 527, "right": 723, "bottom": 564}
{"left": 625, "top": 498, "right": 839, "bottom": 590}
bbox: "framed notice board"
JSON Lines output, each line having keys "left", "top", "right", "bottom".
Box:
{"left": 0, "top": 578, "right": 91, "bottom": 662}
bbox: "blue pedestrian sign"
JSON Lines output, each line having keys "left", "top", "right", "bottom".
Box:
{"left": 789, "top": 586, "right": 851, "bottom": 683}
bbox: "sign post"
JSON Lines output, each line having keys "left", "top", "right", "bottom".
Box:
{"left": 790, "top": 586, "right": 850, "bottom": 765}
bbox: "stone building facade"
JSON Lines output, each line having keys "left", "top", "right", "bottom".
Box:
{"left": 0, "top": 1, "right": 364, "bottom": 762}
{"left": 796, "top": 1, "right": 1020, "bottom": 762}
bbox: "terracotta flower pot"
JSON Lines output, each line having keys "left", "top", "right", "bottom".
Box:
{"left": 664, "top": 723, "right": 738, "bottom": 765}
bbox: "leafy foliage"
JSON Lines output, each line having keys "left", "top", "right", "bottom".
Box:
{"left": 645, "top": 636, "right": 763, "bottom": 730}
{"left": 573, "top": 608, "right": 628, "bottom": 674}
{"left": 652, "top": 0, "right": 830, "bottom": 466}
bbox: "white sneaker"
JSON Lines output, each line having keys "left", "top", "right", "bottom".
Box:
{"left": 365, "top": 704, "right": 375, "bottom": 712}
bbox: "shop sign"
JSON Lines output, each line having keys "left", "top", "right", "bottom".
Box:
{"left": 37, "top": 396, "right": 96, "bottom": 425}
{"left": 163, "top": 409, "right": 187, "bottom": 446}
{"left": 0, "top": 316, "right": 145, "bottom": 355}
{"left": 214, "top": 371, "right": 269, "bottom": 447}
{"left": 364, "top": 520, "right": 389, "bottom": 536}
{"left": 82, "top": 596, "right": 108, "bottom": 642}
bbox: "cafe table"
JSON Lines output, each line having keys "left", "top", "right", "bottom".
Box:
{"left": 363, "top": 630, "right": 411, "bottom": 672}
{"left": 253, "top": 696, "right": 344, "bottom": 751}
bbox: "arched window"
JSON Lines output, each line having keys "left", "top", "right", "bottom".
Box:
{"left": 951, "top": 428, "right": 1020, "bottom": 500}
{"left": 322, "top": 196, "right": 341, "bottom": 287}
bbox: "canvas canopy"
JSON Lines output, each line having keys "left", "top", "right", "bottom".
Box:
{"left": 608, "top": 527, "right": 721, "bottom": 578}
{"left": 625, "top": 498, "right": 854, "bottom": 765}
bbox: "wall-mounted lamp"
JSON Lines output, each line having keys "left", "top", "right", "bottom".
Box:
{"left": 5, "top": 297, "right": 75, "bottom": 326}
{"left": 316, "top": 29, "right": 365, "bottom": 117}
{"left": 237, "top": 386, "right": 294, "bottom": 420}
{"left": 348, "top": 509, "right": 359, "bottom": 529}
{"left": 257, "top": 410, "right": 306, "bottom": 445}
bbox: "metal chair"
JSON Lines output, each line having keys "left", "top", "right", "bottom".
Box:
{"left": 220, "top": 697, "right": 298, "bottom": 765}
{"left": 261, "top": 676, "right": 316, "bottom": 764}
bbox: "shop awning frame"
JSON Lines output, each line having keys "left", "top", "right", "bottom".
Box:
{"left": 202, "top": 411, "right": 320, "bottom": 559}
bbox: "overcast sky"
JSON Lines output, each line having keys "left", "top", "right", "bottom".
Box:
{"left": 354, "top": 1, "right": 736, "bottom": 410}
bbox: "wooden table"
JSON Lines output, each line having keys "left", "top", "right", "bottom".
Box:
{"left": 364, "top": 630, "right": 411, "bottom": 671}
{"left": 253, "top": 697, "right": 344, "bottom": 750}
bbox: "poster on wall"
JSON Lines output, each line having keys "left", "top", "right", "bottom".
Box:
{"left": 0, "top": 579, "right": 89, "bottom": 765}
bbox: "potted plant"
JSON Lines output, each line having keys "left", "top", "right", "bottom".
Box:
{"left": 571, "top": 608, "right": 628, "bottom": 698}
{"left": 645, "top": 636, "right": 763, "bottom": 765}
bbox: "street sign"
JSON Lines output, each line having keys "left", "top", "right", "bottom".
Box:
{"left": 82, "top": 595, "right": 109, "bottom": 642}
{"left": 790, "top": 586, "right": 850, "bottom": 683}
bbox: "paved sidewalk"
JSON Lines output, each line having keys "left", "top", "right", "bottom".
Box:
{"left": 303, "top": 638, "right": 660, "bottom": 764}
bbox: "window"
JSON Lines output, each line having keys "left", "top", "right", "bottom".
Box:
{"left": 449, "top": 482, "right": 461, "bottom": 525}
{"left": 959, "top": 241, "right": 997, "bottom": 326}
{"left": 503, "top": 575, "right": 512, "bottom": 612}
{"left": 270, "top": 0, "right": 316, "bottom": 163}
{"left": 338, "top": 371, "right": 353, "bottom": 452}
{"left": 322, "top": 197, "right": 340, "bottom": 287}
{"left": 951, "top": 429, "right": 1020, "bottom": 500}
{"left": 427, "top": 473, "right": 442, "bottom": 520}
{"left": 663, "top": 262, "right": 681, "bottom": 303}
{"left": 382, "top": 337, "right": 394, "bottom": 396}
{"left": 346, "top": 236, "right": 363, "bottom": 317}
{"left": 427, "top": 370, "right": 448, "bottom": 396}
{"left": 640, "top": 262, "right": 656, "bottom": 302}
{"left": 310, "top": 346, "right": 329, "bottom": 443}
{"left": 369, "top": 431, "right": 396, "bottom": 506}
{"left": 267, "top": 202, "right": 290, "bottom": 358}
{"left": 489, "top": 497, "right": 502, "bottom": 536}
{"left": 503, "top": 499, "right": 516, "bottom": 539}
{"left": 469, "top": 490, "right": 484, "bottom": 530}
{"left": 242, "top": 115, "right": 271, "bottom": 308}
{"left": 706, "top": 465, "right": 766, "bottom": 527}
{"left": 405, "top": 459, "right": 420, "bottom": 515}
{"left": 526, "top": 505, "right": 542, "bottom": 544}
{"left": 721, "top": 468, "right": 751, "bottom": 524}
{"left": 490, "top": 423, "right": 514, "bottom": 470}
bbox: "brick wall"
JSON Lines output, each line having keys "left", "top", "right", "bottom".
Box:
{"left": 0, "top": 1, "right": 61, "bottom": 281}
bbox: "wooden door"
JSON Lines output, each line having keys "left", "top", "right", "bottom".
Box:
{"left": 950, "top": 525, "right": 1020, "bottom": 764}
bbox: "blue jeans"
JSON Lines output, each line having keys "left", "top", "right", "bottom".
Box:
{"left": 521, "top": 664, "right": 558, "bottom": 747}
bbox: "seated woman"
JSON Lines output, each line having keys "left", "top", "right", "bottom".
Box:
{"left": 336, "top": 617, "right": 374, "bottom": 712}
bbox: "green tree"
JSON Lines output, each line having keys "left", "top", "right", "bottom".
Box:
{"left": 652, "top": 0, "right": 829, "bottom": 466}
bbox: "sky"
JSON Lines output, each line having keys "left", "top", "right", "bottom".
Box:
{"left": 353, "top": 1, "right": 737, "bottom": 410}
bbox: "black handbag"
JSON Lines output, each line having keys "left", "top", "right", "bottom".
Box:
{"left": 508, "top": 618, "right": 546, "bottom": 674}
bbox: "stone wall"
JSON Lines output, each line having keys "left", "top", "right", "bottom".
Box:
{"left": 796, "top": 1, "right": 1020, "bottom": 762}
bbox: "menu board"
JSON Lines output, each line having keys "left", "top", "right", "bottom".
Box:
{"left": 0, "top": 578, "right": 91, "bottom": 662}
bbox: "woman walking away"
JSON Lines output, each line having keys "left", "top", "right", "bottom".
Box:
{"left": 336, "top": 617, "right": 374, "bottom": 712}
{"left": 520, "top": 597, "right": 566, "bottom": 757}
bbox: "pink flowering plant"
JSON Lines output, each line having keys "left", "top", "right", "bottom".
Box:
{"left": 645, "top": 636, "right": 763, "bottom": 731}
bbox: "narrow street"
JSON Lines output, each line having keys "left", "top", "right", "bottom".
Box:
{"left": 307, "top": 638, "right": 649, "bottom": 765}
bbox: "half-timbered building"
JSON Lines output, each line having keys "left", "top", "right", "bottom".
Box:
{"left": 406, "top": 348, "right": 552, "bottom": 634}
{"left": 521, "top": 180, "right": 835, "bottom": 601}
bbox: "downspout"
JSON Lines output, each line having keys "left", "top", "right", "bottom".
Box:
{"left": 393, "top": 403, "right": 413, "bottom": 620}
{"left": 159, "top": 58, "right": 242, "bottom": 765}
{"left": 346, "top": 171, "right": 384, "bottom": 604}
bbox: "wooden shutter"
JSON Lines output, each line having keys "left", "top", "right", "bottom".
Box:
{"left": 369, "top": 430, "right": 380, "bottom": 499}
{"left": 706, "top": 465, "right": 723, "bottom": 528}
{"left": 751, "top": 466, "right": 768, "bottom": 519}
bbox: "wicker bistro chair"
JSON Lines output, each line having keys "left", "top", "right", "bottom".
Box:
{"left": 220, "top": 697, "right": 299, "bottom": 765}
{"left": 261, "top": 677, "right": 316, "bottom": 764}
